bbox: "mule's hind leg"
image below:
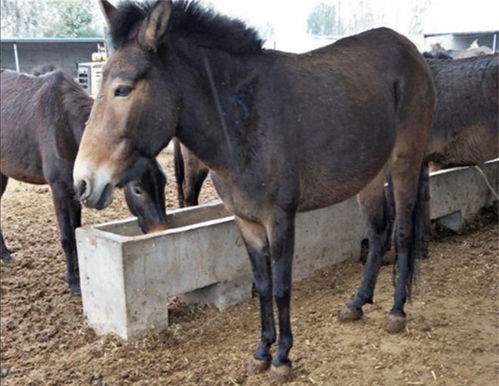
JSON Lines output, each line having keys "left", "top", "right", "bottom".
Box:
{"left": 339, "top": 166, "right": 391, "bottom": 321}
{"left": 50, "top": 181, "right": 82, "bottom": 295}
{"left": 0, "top": 173, "right": 13, "bottom": 263}
{"left": 386, "top": 149, "right": 427, "bottom": 333}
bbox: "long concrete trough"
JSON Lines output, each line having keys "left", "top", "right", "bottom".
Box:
{"left": 76, "top": 160, "right": 498, "bottom": 339}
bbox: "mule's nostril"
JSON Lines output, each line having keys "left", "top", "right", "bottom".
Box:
{"left": 75, "top": 179, "right": 90, "bottom": 201}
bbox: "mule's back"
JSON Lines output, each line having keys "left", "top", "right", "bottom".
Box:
{"left": 0, "top": 70, "right": 67, "bottom": 183}
{"left": 426, "top": 54, "right": 498, "bottom": 166}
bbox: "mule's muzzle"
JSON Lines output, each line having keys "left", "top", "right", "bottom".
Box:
{"left": 74, "top": 178, "right": 114, "bottom": 210}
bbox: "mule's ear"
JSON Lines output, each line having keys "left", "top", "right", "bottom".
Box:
{"left": 99, "top": 0, "right": 117, "bottom": 28}
{"left": 138, "top": 0, "right": 172, "bottom": 52}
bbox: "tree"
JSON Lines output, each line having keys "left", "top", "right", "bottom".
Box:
{"left": 1, "top": 0, "right": 47, "bottom": 37}
{"left": 0, "top": 0, "right": 102, "bottom": 38}
{"left": 43, "top": 0, "right": 101, "bottom": 38}
{"left": 307, "top": 3, "right": 337, "bottom": 36}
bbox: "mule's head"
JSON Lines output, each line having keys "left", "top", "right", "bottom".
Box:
{"left": 74, "top": 0, "right": 178, "bottom": 209}
{"left": 124, "top": 158, "right": 168, "bottom": 233}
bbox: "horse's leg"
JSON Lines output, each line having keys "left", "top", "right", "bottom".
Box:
{"left": 184, "top": 166, "right": 209, "bottom": 206}
{"left": 236, "top": 218, "right": 274, "bottom": 374}
{"left": 173, "top": 138, "right": 186, "bottom": 207}
{"left": 0, "top": 173, "right": 13, "bottom": 263}
{"left": 339, "top": 166, "right": 391, "bottom": 321}
{"left": 50, "top": 181, "right": 81, "bottom": 295}
{"left": 267, "top": 209, "right": 295, "bottom": 382}
{"left": 386, "top": 149, "right": 427, "bottom": 333}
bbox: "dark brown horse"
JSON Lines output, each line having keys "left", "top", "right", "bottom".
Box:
{"left": 0, "top": 68, "right": 168, "bottom": 295}
{"left": 73, "top": 1, "right": 434, "bottom": 381}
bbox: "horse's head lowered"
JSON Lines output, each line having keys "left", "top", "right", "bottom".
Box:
{"left": 74, "top": 0, "right": 179, "bottom": 208}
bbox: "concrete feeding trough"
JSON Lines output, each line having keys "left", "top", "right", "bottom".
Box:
{"left": 76, "top": 160, "right": 498, "bottom": 339}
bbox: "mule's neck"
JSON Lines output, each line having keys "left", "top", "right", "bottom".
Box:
{"left": 172, "top": 44, "right": 265, "bottom": 174}
{"left": 58, "top": 73, "right": 93, "bottom": 145}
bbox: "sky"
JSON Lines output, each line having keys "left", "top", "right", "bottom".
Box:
{"left": 202, "top": 0, "right": 499, "bottom": 51}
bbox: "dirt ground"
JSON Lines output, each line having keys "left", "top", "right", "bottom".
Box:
{"left": 1, "top": 153, "right": 498, "bottom": 386}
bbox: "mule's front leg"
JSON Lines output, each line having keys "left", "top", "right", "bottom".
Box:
{"left": 236, "top": 218, "right": 275, "bottom": 374}
{"left": 267, "top": 210, "right": 295, "bottom": 383}
{"left": 50, "top": 182, "right": 82, "bottom": 296}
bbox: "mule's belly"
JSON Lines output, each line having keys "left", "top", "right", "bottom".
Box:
{"left": 297, "top": 125, "right": 395, "bottom": 212}
{"left": 297, "top": 161, "right": 387, "bottom": 212}
{"left": 0, "top": 136, "right": 45, "bottom": 184}
{"left": 0, "top": 157, "right": 46, "bottom": 184}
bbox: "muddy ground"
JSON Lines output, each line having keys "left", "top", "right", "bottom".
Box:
{"left": 1, "top": 153, "right": 498, "bottom": 385}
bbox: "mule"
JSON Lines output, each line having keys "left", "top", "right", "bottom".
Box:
{"left": 73, "top": 1, "right": 434, "bottom": 381}
{"left": 360, "top": 53, "right": 498, "bottom": 263}
{"left": 426, "top": 54, "right": 498, "bottom": 168}
{"left": 0, "top": 68, "right": 168, "bottom": 295}
{"left": 430, "top": 41, "right": 494, "bottom": 59}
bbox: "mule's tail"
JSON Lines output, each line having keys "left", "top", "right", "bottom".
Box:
{"left": 393, "top": 162, "right": 430, "bottom": 300}
{"left": 173, "top": 139, "right": 186, "bottom": 207}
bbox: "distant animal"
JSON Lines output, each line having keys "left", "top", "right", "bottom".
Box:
{"left": 0, "top": 69, "right": 168, "bottom": 295}
{"left": 422, "top": 51, "right": 453, "bottom": 60}
{"left": 72, "top": 1, "right": 434, "bottom": 381}
{"left": 431, "top": 41, "right": 494, "bottom": 59}
{"left": 373, "top": 53, "right": 499, "bottom": 263}
{"left": 426, "top": 54, "right": 498, "bottom": 168}
{"left": 31, "top": 63, "right": 59, "bottom": 76}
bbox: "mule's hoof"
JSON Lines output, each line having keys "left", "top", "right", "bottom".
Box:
{"left": 338, "top": 305, "right": 363, "bottom": 322}
{"left": 1, "top": 251, "right": 13, "bottom": 264}
{"left": 385, "top": 314, "right": 406, "bottom": 333}
{"left": 269, "top": 365, "right": 292, "bottom": 384}
{"left": 247, "top": 357, "right": 271, "bottom": 374}
{"left": 70, "top": 284, "right": 81, "bottom": 297}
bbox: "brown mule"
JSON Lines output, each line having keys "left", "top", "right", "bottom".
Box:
{"left": 73, "top": 0, "right": 434, "bottom": 380}
{"left": 0, "top": 68, "right": 168, "bottom": 295}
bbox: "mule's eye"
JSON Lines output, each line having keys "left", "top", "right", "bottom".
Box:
{"left": 115, "top": 86, "right": 133, "bottom": 97}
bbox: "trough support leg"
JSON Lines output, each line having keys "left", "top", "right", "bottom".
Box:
{"left": 436, "top": 210, "right": 463, "bottom": 234}
{"left": 180, "top": 274, "right": 253, "bottom": 310}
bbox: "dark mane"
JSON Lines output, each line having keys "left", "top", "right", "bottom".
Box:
{"left": 110, "top": 0, "right": 263, "bottom": 55}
